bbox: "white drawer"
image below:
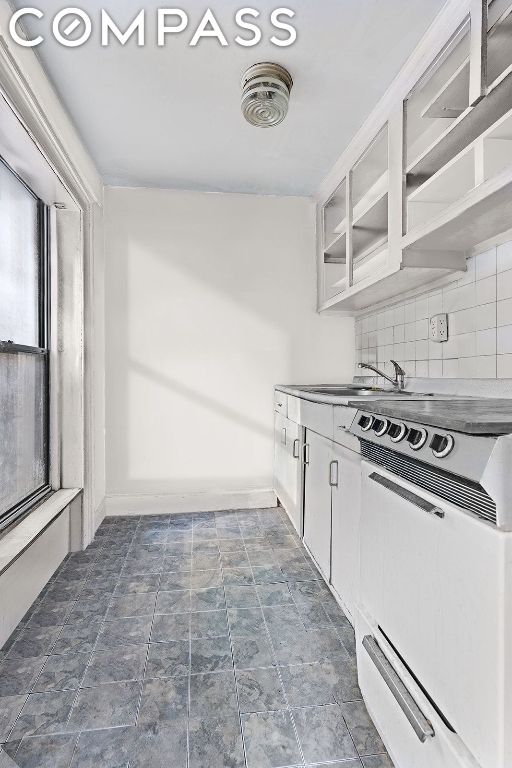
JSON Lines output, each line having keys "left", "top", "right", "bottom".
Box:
{"left": 274, "top": 390, "right": 288, "bottom": 417}
{"left": 300, "top": 400, "right": 334, "bottom": 439}
{"left": 355, "top": 609, "right": 476, "bottom": 768}
{"left": 287, "top": 395, "right": 301, "bottom": 424}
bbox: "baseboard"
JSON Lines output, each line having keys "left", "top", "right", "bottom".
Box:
{"left": 105, "top": 488, "right": 277, "bottom": 517}
{"left": 94, "top": 497, "right": 106, "bottom": 531}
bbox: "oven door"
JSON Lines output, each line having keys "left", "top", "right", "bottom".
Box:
{"left": 359, "top": 460, "right": 505, "bottom": 768}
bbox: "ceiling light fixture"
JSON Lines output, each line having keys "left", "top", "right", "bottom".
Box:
{"left": 241, "top": 62, "right": 293, "bottom": 128}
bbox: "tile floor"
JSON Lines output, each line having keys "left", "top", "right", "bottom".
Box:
{"left": 0, "top": 508, "right": 394, "bottom": 768}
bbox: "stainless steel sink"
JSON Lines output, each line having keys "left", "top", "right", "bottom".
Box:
{"left": 305, "top": 386, "right": 414, "bottom": 397}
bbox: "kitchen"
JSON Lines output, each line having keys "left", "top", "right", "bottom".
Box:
{"left": 0, "top": 0, "right": 511, "bottom": 767}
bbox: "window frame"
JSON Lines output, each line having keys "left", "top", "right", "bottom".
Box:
{"left": 0, "top": 156, "right": 52, "bottom": 533}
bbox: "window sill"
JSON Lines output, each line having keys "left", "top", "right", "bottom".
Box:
{"left": 0, "top": 489, "right": 81, "bottom": 577}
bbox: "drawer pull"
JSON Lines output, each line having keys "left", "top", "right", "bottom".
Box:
{"left": 363, "top": 635, "right": 435, "bottom": 743}
{"left": 369, "top": 472, "right": 444, "bottom": 519}
{"left": 293, "top": 439, "right": 300, "bottom": 459}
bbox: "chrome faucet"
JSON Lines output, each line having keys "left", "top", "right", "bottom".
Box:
{"left": 358, "top": 360, "right": 406, "bottom": 391}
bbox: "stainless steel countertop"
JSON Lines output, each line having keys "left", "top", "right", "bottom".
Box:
{"left": 275, "top": 384, "right": 457, "bottom": 407}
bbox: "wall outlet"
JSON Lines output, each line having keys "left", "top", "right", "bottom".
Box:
{"left": 430, "top": 313, "right": 448, "bottom": 342}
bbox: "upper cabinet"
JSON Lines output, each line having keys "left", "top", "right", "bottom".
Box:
{"left": 319, "top": 125, "right": 389, "bottom": 306}
{"left": 318, "top": 0, "right": 512, "bottom": 312}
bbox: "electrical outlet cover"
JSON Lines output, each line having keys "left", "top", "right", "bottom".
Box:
{"left": 430, "top": 313, "right": 448, "bottom": 342}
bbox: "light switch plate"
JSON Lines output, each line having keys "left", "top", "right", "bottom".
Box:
{"left": 430, "top": 313, "right": 448, "bottom": 342}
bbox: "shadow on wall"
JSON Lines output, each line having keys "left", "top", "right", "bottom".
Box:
{"left": 105, "top": 189, "right": 353, "bottom": 497}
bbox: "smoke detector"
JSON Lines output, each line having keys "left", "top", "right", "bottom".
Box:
{"left": 241, "top": 63, "right": 293, "bottom": 128}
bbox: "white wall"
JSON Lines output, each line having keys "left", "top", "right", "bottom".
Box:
{"left": 105, "top": 187, "right": 353, "bottom": 513}
{"left": 355, "top": 239, "right": 512, "bottom": 380}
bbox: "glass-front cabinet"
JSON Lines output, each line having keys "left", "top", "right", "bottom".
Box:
{"left": 319, "top": 0, "right": 512, "bottom": 312}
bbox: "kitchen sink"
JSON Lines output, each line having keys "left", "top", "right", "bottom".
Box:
{"left": 305, "top": 386, "right": 414, "bottom": 397}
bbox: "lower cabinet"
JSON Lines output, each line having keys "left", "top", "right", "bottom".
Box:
{"left": 331, "top": 441, "right": 361, "bottom": 622}
{"left": 274, "top": 413, "right": 362, "bottom": 622}
{"left": 273, "top": 412, "right": 302, "bottom": 534}
{"left": 303, "top": 430, "right": 333, "bottom": 580}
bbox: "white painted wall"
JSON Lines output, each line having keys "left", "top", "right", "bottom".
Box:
{"left": 105, "top": 187, "right": 353, "bottom": 512}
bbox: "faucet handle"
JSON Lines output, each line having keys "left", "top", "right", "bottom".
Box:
{"left": 390, "top": 360, "right": 405, "bottom": 377}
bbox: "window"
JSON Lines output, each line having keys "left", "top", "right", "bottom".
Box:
{"left": 0, "top": 158, "right": 51, "bottom": 531}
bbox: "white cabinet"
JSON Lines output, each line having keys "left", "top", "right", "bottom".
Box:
{"left": 303, "top": 430, "right": 333, "bottom": 580}
{"left": 318, "top": 0, "right": 512, "bottom": 312}
{"left": 273, "top": 412, "right": 302, "bottom": 534}
{"left": 273, "top": 393, "right": 362, "bottom": 622}
{"left": 331, "top": 441, "right": 361, "bottom": 621}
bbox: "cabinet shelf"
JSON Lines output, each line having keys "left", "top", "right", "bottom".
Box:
{"left": 406, "top": 68, "right": 512, "bottom": 180}
{"left": 321, "top": 260, "right": 461, "bottom": 312}
{"left": 405, "top": 105, "right": 512, "bottom": 243}
{"left": 419, "top": 8, "right": 512, "bottom": 122}
{"left": 325, "top": 171, "right": 388, "bottom": 241}
{"left": 407, "top": 144, "right": 475, "bottom": 229}
{"left": 324, "top": 233, "right": 346, "bottom": 263}
{"left": 403, "top": 163, "right": 512, "bottom": 253}
{"left": 421, "top": 59, "right": 469, "bottom": 120}
{"left": 331, "top": 245, "right": 388, "bottom": 291}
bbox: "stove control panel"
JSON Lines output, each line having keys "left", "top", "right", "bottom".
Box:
{"left": 349, "top": 409, "right": 498, "bottom": 487}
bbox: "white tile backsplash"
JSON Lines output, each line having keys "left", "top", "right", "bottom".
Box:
{"left": 497, "top": 299, "right": 512, "bottom": 327}
{"left": 355, "top": 243, "right": 512, "bottom": 380}
{"left": 497, "top": 268, "right": 512, "bottom": 301}
{"left": 475, "top": 248, "right": 496, "bottom": 280}
{"left": 497, "top": 242, "right": 512, "bottom": 273}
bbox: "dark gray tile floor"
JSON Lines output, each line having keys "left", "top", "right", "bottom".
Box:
{"left": 0, "top": 508, "right": 394, "bottom": 768}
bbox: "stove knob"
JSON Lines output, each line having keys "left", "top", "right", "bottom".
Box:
{"left": 358, "top": 415, "right": 374, "bottom": 432}
{"left": 430, "top": 433, "right": 454, "bottom": 458}
{"left": 387, "top": 422, "right": 408, "bottom": 442}
{"left": 372, "top": 418, "right": 389, "bottom": 437}
{"left": 407, "top": 427, "right": 428, "bottom": 450}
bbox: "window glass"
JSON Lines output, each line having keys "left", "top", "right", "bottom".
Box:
{"left": 0, "top": 161, "right": 40, "bottom": 347}
{"left": 0, "top": 352, "right": 48, "bottom": 515}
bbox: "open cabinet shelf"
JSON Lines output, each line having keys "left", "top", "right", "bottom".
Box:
{"left": 320, "top": 259, "right": 463, "bottom": 312}
{"left": 403, "top": 162, "right": 512, "bottom": 253}
{"left": 407, "top": 69, "right": 512, "bottom": 181}
{"left": 406, "top": 105, "right": 512, "bottom": 242}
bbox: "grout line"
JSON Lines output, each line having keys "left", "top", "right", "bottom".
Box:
{"left": 257, "top": 579, "right": 306, "bottom": 768}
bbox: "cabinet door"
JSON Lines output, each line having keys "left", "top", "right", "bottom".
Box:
{"left": 303, "top": 430, "right": 333, "bottom": 580}
{"left": 330, "top": 442, "right": 361, "bottom": 621}
{"left": 273, "top": 413, "right": 302, "bottom": 535}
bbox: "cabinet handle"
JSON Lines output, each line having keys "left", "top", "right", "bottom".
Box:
{"left": 363, "top": 635, "right": 435, "bottom": 743}
{"left": 281, "top": 427, "right": 287, "bottom": 445}
{"left": 369, "top": 472, "right": 444, "bottom": 519}
{"left": 329, "top": 460, "right": 339, "bottom": 488}
{"left": 293, "top": 438, "right": 300, "bottom": 459}
{"left": 303, "top": 443, "right": 310, "bottom": 465}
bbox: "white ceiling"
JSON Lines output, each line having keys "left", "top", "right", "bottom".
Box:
{"left": 16, "top": 0, "right": 446, "bottom": 195}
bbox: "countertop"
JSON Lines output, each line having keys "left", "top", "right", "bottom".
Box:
{"left": 275, "top": 384, "right": 430, "bottom": 406}
{"left": 349, "top": 398, "right": 512, "bottom": 435}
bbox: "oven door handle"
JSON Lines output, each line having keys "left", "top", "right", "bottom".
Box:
{"left": 363, "top": 635, "right": 435, "bottom": 743}
{"left": 369, "top": 472, "right": 445, "bottom": 519}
